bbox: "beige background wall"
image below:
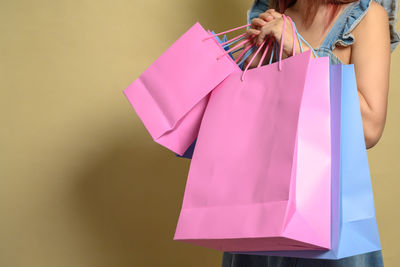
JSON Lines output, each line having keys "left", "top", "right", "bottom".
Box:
{"left": 0, "top": 0, "right": 399, "bottom": 266}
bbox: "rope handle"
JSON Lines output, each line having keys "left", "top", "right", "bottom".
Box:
{"left": 240, "top": 13, "right": 301, "bottom": 80}
{"left": 202, "top": 24, "right": 251, "bottom": 42}
{"left": 269, "top": 40, "right": 277, "bottom": 65}
{"left": 277, "top": 14, "right": 302, "bottom": 70}
{"left": 217, "top": 38, "right": 254, "bottom": 60}
{"left": 277, "top": 14, "right": 288, "bottom": 71}
{"left": 220, "top": 33, "right": 246, "bottom": 47}
{"left": 203, "top": 24, "right": 252, "bottom": 52}
{"left": 257, "top": 37, "right": 274, "bottom": 68}
{"left": 241, "top": 39, "right": 268, "bottom": 81}
{"left": 203, "top": 24, "right": 258, "bottom": 63}
{"left": 269, "top": 15, "right": 319, "bottom": 59}
{"left": 207, "top": 16, "right": 318, "bottom": 81}
{"left": 291, "top": 20, "right": 319, "bottom": 58}
{"left": 286, "top": 15, "right": 296, "bottom": 57}
{"left": 238, "top": 46, "right": 257, "bottom": 67}
{"left": 235, "top": 42, "right": 256, "bottom": 63}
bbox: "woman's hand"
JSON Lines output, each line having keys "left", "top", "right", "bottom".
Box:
{"left": 242, "top": 9, "right": 276, "bottom": 69}
{"left": 246, "top": 9, "right": 298, "bottom": 59}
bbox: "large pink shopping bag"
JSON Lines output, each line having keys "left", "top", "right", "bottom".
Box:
{"left": 174, "top": 15, "right": 332, "bottom": 252}
{"left": 239, "top": 19, "right": 381, "bottom": 259}
{"left": 123, "top": 22, "right": 252, "bottom": 156}
{"left": 241, "top": 64, "right": 381, "bottom": 260}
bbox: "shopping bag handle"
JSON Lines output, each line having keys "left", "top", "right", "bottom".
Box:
{"left": 217, "top": 37, "right": 254, "bottom": 60}
{"left": 203, "top": 24, "right": 252, "bottom": 52}
{"left": 202, "top": 24, "right": 251, "bottom": 42}
{"left": 255, "top": 15, "right": 320, "bottom": 73}
{"left": 257, "top": 37, "right": 274, "bottom": 68}
{"left": 237, "top": 46, "right": 257, "bottom": 67}
{"left": 278, "top": 13, "right": 291, "bottom": 71}
{"left": 235, "top": 41, "right": 257, "bottom": 63}
{"left": 240, "top": 38, "right": 272, "bottom": 81}
{"left": 241, "top": 14, "right": 296, "bottom": 81}
{"left": 220, "top": 33, "right": 246, "bottom": 47}
{"left": 203, "top": 24, "right": 258, "bottom": 62}
{"left": 288, "top": 16, "right": 318, "bottom": 58}
{"left": 268, "top": 39, "right": 277, "bottom": 65}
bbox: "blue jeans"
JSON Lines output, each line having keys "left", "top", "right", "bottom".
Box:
{"left": 221, "top": 251, "right": 384, "bottom": 267}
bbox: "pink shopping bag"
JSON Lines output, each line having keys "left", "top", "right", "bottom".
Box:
{"left": 174, "top": 15, "right": 331, "bottom": 252}
{"left": 242, "top": 59, "right": 381, "bottom": 260}
{"left": 123, "top": 22, "right": 250, "bottom": 156}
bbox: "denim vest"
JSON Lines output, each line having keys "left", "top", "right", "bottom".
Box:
{"left": 247, "top": 0, "right": 400, "bottom": 65}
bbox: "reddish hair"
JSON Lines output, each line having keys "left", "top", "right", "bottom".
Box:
{"left": 269, "top": 0, "right": 358, "bottom": 28}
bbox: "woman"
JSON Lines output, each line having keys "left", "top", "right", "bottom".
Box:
{"left": 222, "top": 0, "right": 399, "bottom": 266}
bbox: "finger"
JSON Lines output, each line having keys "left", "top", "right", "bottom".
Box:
{"left": 246, "top": 28, "right": 261, "bottom": 38}
{"left": 251, "top": 18, "right": 267, "bottom": 28}
{"left": 260, "top": 10, "right": 282, "bottom": 21}
{"left": 260, "top": 14, "right": 274, "bottom": 22}
{"left": 258, "top": 9, "right": 278, "bottom": 20}
{"left": 258, "top": 10, "right": 275, "bottom": 22}
{"left": 257, "top": 26, "right": 272, "bottom": 46}
{"left": 268, "top": 10, "right": 282, "bottom": 17}
{"left": 272, "top": 10, "right": 283, "bottom": 19}
{"left": 258, "top": 10, "right": 282, "bottom": 19}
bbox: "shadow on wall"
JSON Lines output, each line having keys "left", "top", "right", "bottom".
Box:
{"left": 72, "top": 0, "right": 252, "bottom": 266}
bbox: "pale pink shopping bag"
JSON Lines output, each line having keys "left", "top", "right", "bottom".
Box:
{"left": 174, "top": 15, "right": 331, "bottom": 252}
{"left": 123, "top": 22, "right": 252, "bottom": 156}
